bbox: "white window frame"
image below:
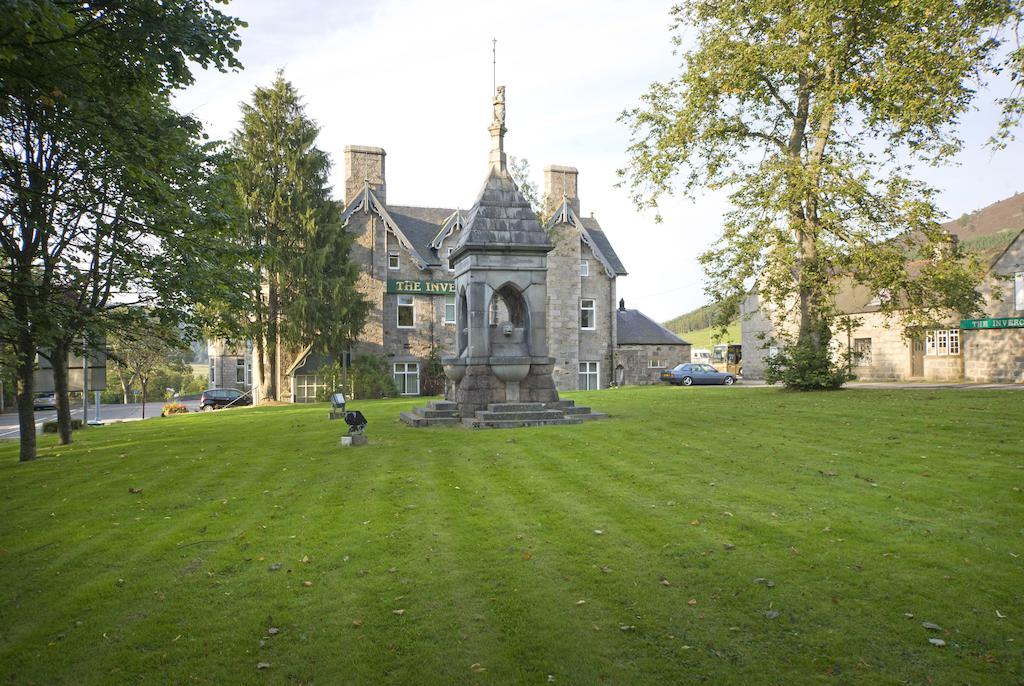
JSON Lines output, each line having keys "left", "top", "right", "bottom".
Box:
{"left": 578, "top": 361, "right": 600, "bottom": 390}
{"left": 648, "top": 359, "right": 664, "bottom": 369}
{"left": 925, "top": 329, "right": 960, "bottom": 356}
{"left": 447, "top": 247, "right": 455, "bottom": 272}
{"left": 580, "top": 260, "right": 589, "bottom": 277}
{"left": 1016, "top": 271, "right": 1023, "bottom": 310}
{"left": 294, "top": 374, "right": 326, "bottom": 403}
{"left": 443, "top": 294, "right": 456, "bottom": 324}
{"left": 209, "top": 358, "right": 216, "bottom": 384}
{"left": 580, "top": 298, "right": 596, "bottom": 330}
{"left": 397, "top": 294, "right": 415, "bottom": 329}
{"left": 393, "top": 362, "right": 420, "bottom": 396}
{"left": 388, "top": 251, "right": 400, "bottom": 270}
{"left": 235, "top": 358, "right": 246, "bottom": 383}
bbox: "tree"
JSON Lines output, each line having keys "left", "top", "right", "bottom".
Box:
{"left": 228, "top": 73, "right": 367, "bottom": 401}
{"left": 621, "top": 0, "right": 1023, "bottom": 388}
{"left": 0, "top": 1, "right": 244, "bottom": 460}
{"left": 108, "top": 324, "right": 190, "bottom": 419}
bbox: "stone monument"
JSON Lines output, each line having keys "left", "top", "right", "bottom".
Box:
{"left": 401, "top": 87, "right": 605, "bottom": 428}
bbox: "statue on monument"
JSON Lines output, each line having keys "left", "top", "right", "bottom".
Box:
{"left": 493, "top": 85, "right": 506, "bottom": 129}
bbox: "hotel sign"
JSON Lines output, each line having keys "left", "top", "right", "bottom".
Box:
{"left": 960, "top": 317, "right": 1024, "bottom": 330}
{"left": 387, "top": 279, "right": 455, "bottom": 296}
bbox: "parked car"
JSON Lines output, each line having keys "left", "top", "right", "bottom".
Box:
{"left": 33, "top": 392, "right": 57, "bottom": 410}
{"left": 660, "top": 363, "right": 736, "bottom": 386}
{"left": 199, "top": 388, "right": 252, "bottom": 411}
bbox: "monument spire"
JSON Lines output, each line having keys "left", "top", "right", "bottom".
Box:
{"left": 489, "top": 84, "right": 507, "bottom": 173}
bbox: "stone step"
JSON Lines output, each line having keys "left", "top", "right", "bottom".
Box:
{"left": 399, "top": 411, "right": 461, "bottom": 427}
{"left": 463, "top": 417, "right": 582, "bottom": 429}
{"left": 428, "top": 400, "right": 458, "bottom": 411}
{"left": 486, "top": 402, "right": 548, "bottom": 413}
{"left": 417, "top": 408, "right": 460, "bottom": 419}
{"left": 572, "top": 412, "right": 609, "bottom": 421}
{"left": 543, "top": 400, "right": 577, "bottom": 410}
{"left": 475, "top": 409, "right": 566, "bottom": 422}
{"left": 561, "top": 405, "right": 592, "bottom": 415}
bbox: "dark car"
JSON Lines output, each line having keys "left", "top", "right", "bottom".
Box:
{"left": 660, "top": 363, "right": 736, "bottom": 386}
{"left": 199, "top": 388, "right": 252, "bottom": 411}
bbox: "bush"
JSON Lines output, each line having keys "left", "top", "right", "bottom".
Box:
{"left": 420, "top": 350, "right": 446, "bottom": 397}
{"left": 349, "top": 354, "right": 398, "bottom": 399}
{"left": 42, "top": 419, "right": 83, "bottom": 433}
{"left": 764, "top": 331, "right": 852, "bottom": 391}
{"left": 161, "top": 402, "right": 189, "bottom": 416}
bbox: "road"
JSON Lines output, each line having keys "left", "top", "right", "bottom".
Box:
{"left": 0, "top": 400, "right": 198, "bottom": 439}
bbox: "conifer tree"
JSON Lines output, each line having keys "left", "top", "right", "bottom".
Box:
{"left": 230, "top": 73, "right": 367, "bottom": 400}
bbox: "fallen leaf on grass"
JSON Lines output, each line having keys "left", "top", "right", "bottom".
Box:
{"left": 996, "top": 610, "right": 1007, "bottom": 618}
{"left": 575, "top": 600, "right": 586, "bottom": 605}
{"left": 593, "top": 529, "right": 604, "bottom": 535}
{"left": 351, "top": 619, "right": 363, "bottom": 628}
{"left": 128, "top": 487, "right": 143, "bottom": 494}
{"left": 256, "top": 662, "right": 270, "bottom": 670}
{"left": 470, "top": 663, "right": 486, "bottom": 673}
{"left": 921, "top": 621, "right": 942, "bottom": 631}
{"left": 765, "top": 610, "right": 780, "bottom": 619}
{"left": 660, "top": 576, "right": 671, "bottom": 587}
{"left": 928, "top": 638, "right": 946, "bottom": 647}
{"left": 687, "top": 599, "right": 697, "bottom": 606}
{"left": 301, "top": 581, "right": 313, "bottom": 587}
{"left": 619, "top": 625, "right": 635, "bottom": 632}
{"left": 267, "top": 627, "right": 280, "bottom": 636}
{"left": 723, "top": 543, "right": 735, "bottom": 551}
{"left": 522, "top": 551, "right": 532, "bottom": 561}
{"left": 392, "top": 609, "right": 405, "bottom": 616}
{"left": 300, "top": 555, "right": 310, "bottom": 564}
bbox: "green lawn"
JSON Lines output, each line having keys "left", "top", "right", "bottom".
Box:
{"left": 0, "top": 386, "right": 1021, "bottom": 685}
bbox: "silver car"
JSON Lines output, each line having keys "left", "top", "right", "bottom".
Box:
{"left": 660, "top": 363, "right": 736, "bottom": 386}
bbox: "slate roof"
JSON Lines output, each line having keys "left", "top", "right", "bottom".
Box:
{"left": 386, "top": 205, "right": 456, "bottom": 267}
{"left": 617, "top": 308, "right": 690, "bottom": 346}
{"left": 580, "top": 216, "right": 627, "bottom": 276}
{"left": 451, "top": 167, "right": 552, "bottom": 260}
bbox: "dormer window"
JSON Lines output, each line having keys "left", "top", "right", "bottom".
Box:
{"left": 867, "top": 289, "right": 891, "bottom": 308}
{"left": 388, "top": 251, "right": 400, "bottom": 270}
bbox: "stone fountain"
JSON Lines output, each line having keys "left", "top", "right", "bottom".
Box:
{"left": 401, "top": 87, "right": 605, "bottom": 429}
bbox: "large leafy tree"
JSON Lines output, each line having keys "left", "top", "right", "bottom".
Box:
{"left": 229, "top": 74, "right": 367, "bottom": 401}
{"left": 621, "top": 0, "right": 1023, "bottom": 388}
{"left": 0, "top": 1, "right": 244, "bottom": 460}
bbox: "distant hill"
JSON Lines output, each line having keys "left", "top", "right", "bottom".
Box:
{"left": 662, "top": 303, "right": 739, "bottom": 348}
{"left": 944, "top": 191, "right": 1024, "bottom": 239}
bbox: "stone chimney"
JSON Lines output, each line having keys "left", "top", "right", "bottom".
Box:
{"left": 544, "top": 165, "right": 579, "bottom": 217}
{"left": 344, "top": 145, "right": 386, "bottom": 205}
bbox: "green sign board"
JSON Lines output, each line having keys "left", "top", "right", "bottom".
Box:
{"left": 387, "top": 279, "right": 455, "bottom": 296}
{"left": 959, "top": 317, "right": 1024, "bottom": 330}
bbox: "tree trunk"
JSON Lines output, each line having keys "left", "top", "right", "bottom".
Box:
{"left": 52, "top": 339, "right": 73, "bottom": 445}
{"left": 265, "top": 277, "right": 279, "bottom": 401}
{"left": 13, "top": 284, "right": 37, "bottom": 462}
{"left": 141, "top": 379, "right": 147, "bottom": 419}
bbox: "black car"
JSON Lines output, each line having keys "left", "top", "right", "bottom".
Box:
{"left": 199, "top": 388, "right": 251, "bottom": 411}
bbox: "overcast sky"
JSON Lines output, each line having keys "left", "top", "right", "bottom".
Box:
{"left": 175, "top": 0, "right": 1024, "bottom": 323}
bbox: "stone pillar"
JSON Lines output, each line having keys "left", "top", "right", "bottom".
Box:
{"left": 545, "top": 165, "right": 579, "bottom": 216}
{"left": 344, "top": 145, "right": 386, "bottom": 205}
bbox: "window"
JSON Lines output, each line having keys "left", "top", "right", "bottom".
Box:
{"left": 393, "top": 362, "right": 420, "bottom": 395}
{"left": 294, "top": 374, "right": 327, "bottom": 403}
{"left": 648, "top": 359, "right": 664, "bottom": 369}
{"left": 580, "top": 299, "right": 596, "bottom": 330}
{"left": 853, "top": 338, "right": 872, "bottom": 366}
{"left": 397, "top": 295, "right": 414, "bottom": 328}
{"left": 209, "top": 358, "right": 216, "bottom": 384}
{"left": 447, "top": 247, "right": 455, "bottom": 272}
{"left": 388, "top": 251, "right": 400, "bottom": 270}
{"left": 580, "top": 260, "right": 589, "bottom": 277}
{"left": 236, "top": 358, "right": 246, "bottom": 383}
{"left": 1016, "top": 271, "right": 1023, "bottom": 310}
{"left": 579, "top": 361, "right": 600, "bottom": 390}
{"left": 443, "top": 294, "right": 456, "bottom": 324}
{"left": 925, "top": 329, "right": 960, "bottom": 356}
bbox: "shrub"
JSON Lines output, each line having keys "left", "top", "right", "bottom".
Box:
{"left": 161, "top": 402, "right": 189, "bottom": 416}
{"left": 764, "top": 329, "right": 852, "bottom": 391}
{"left": 349, "top": 354, "right": 398, "bottom": 399}
{"left": 42, "top": 419, "right": 83, "bottom": 433}
{"left": 420, "top": 349, "right": 446, "bottom": 397}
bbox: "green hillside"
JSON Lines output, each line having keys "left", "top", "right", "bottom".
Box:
{"left": 674, "top": 321, "right": 741, "bottom": 349}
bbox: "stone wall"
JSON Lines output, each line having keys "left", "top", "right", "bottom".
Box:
{"left": 739, "top": 291, "right": 777, "bottom": 380}
{"left": 615, "top": 344, "right": 691, "bottom": 386}
{"left": 964, "top": 234, "right": 1024, "bottom": 382}
{"left": 545, "top": 218, "right": 582, "bottom": 390}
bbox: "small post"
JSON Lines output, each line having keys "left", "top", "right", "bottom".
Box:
{"left": 82, "top": 339, "right": 89, "bottom": 430}
{"left": 90, "top": 390, "right": 103, "bottom": 426}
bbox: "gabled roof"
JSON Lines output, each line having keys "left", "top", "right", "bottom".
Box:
{"left": 545, "top": 197, "right": 627, "bottom": 277}
{"left": 339, "top": 183, "right": 437, "bottom": 269}
{"left": 617, "top": 309, "right": 689, "bottom": 346}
